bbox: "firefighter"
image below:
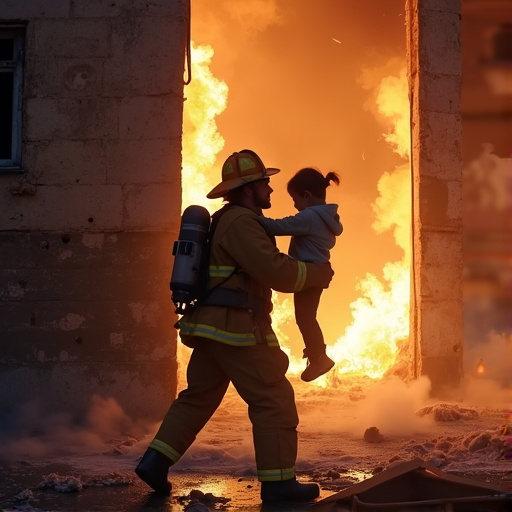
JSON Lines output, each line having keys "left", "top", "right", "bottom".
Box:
{"left": 135, "top": 149, "right": 334, "bottom": 502}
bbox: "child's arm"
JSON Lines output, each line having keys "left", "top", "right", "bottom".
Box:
{"left": 259, "top": 210, "right": 312, "bottom": 236}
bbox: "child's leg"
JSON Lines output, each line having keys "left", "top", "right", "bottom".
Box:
{"left": 294, "top": 287, "right": 334, "bottom": 382}
{"left": 294, "top": 287, "right": 324, "bottom": 359}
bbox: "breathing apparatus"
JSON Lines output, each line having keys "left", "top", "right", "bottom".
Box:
{"left": 170, "top": 205, "right": 211, "bottom": 314}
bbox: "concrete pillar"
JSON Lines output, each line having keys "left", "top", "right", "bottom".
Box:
{"left": 406, "top": 0, "right": 464, "bottom": 395}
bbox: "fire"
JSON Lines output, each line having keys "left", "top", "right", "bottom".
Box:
{"left": 180, "top": 42, "right": 412, "bottom": 385}
{"left": 181, "top": 42, "right": 227, "bottom": 213}
{"left": 283, "top": 67, "right": 412, "bottom": 385}
{"left": 375, "top": 67, "right": 410, "bottom": 160}
{"left": 322, "top": 67, "right": 411, "bottom": 384}
{"left": 176, "top": 41, "right": 229, "bottom": 377}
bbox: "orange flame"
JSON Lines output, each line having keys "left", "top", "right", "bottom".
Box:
{"left": 177, "top": 41, "right": 229, "bottom": 379}
{"left": 283, "top": 67, "right": 412, "bottom": 385}
{"left": 180, "top": 47, "right": 412, "bottom": 386}
{"left": 182, "top": 42, "right": 227, "bottom": 213}
{"left": 324, "top": 67, "right": 411, "bottom": 384}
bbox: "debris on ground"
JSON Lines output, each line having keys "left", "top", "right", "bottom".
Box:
{"left": 37, "top": 473, "right": 84, "bottom": 492}
{"left": 363, "top": 426, "right": 385, "bottom": 443}
{"left": 178, "top": 489, "right": 231, "bottom": 511}
{"left": 312, "top": 458, "right": 510, "bottom": 511}
{"left": 416, "top": 403, "right": 480, "bottom": 421}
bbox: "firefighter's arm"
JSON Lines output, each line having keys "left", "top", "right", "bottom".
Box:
{"left": 221, "top": 214, "right": 333, "bottom": 292}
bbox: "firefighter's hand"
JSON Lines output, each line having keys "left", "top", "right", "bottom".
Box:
{"left": 316, "top": 262, "right": 334, "bottom": 289}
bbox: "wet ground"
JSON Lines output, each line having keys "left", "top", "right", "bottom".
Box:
{"left": 1, "top": 431, "right": 509, "bottom": 511}
{"left": 1, "top": 379, "right": 511, "bottom": 511}
{"left": 0, "top": 458, "right": 339, "bottom": 512}
{"left": 0, "top": 455, "right": 510, "bottom": 512}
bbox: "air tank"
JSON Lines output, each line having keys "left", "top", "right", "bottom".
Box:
{"left": 169, "top": 205, "right": 211, "bottom": 313}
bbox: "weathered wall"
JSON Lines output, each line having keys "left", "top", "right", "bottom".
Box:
{"left": 0, "top": 0, "right": 187, "bottom": 419}
{"left": 407, "top": 0, "right": 464, "bottom": 395}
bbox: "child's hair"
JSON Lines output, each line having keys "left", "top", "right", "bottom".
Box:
{"left": 287, "top": 167, "right": 340, "bottom": 200}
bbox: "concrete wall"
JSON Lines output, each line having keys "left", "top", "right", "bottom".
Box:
{"left": 407, "top": 0, "right": 464, "bottom": 395}
{"left": 0, "top": 0, "right": 187, "bottom": 419}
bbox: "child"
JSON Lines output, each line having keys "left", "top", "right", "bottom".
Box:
{"left": 260, "top": 167, "right": 343, "bottom": 382}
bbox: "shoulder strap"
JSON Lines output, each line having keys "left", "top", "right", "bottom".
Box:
{"left": 197, "top": 205, "right": 240, "bottom": 304}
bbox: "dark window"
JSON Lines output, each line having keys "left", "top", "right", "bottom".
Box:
{"left": 0, "top": 27, "right": 24, "bottom": 170}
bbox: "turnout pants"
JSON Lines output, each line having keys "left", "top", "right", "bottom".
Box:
{"left": 150, "top": 338, "right": 299, "bottom": 481}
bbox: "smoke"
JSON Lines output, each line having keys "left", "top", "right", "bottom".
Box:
{"left": 347, "top": 376, "right": 434, "bottom": 436}
{"left": 462, "top": 146, "right": 512, "bottom": 404}
{"left": 193, "top": 0, "right": 282, "bottom": 39}
{"left": 461, "top": 376, "right": 512, "bottom": 410}
{"left": 463, "top": 144, "right": 512, "bottom": 212}
{"left": 299, "top": 376, "right": 435, "bottom": 438}
{"left": 191, "top": 0, "right": 282, "bottom": 75}
{"left": 226, "top": 0, "right": 282, "bottom": 30}
{"left": 462, "top": 331, "right": 512, "bottom": 405}
{"left": 0, "top": 395, "right": 158, "bottom": 461}
{"left": 178, "top": 435, "right": 255, "bottom": 470}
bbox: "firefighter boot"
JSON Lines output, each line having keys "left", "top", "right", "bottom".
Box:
{"left": 135, "top": 447, "right": 172, "bottom": 495}
{"left": 260, "top": 477, "right": 320, "bottom": 502}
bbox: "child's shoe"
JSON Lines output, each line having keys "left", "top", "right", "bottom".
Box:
{"left": 301, "top": 353, "right": 335, "bottom": 382}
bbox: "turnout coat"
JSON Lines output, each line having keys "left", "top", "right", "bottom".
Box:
{"left": 177, "top": 205, "right": 328, "bottom": 347}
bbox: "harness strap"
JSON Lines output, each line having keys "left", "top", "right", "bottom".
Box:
{"left": 202, "top": 287, "right": 267, "bottom": 317}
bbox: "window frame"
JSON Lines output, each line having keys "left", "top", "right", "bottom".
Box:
{"left": 0, "top": 25, "right": 25, "bottom": 172}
